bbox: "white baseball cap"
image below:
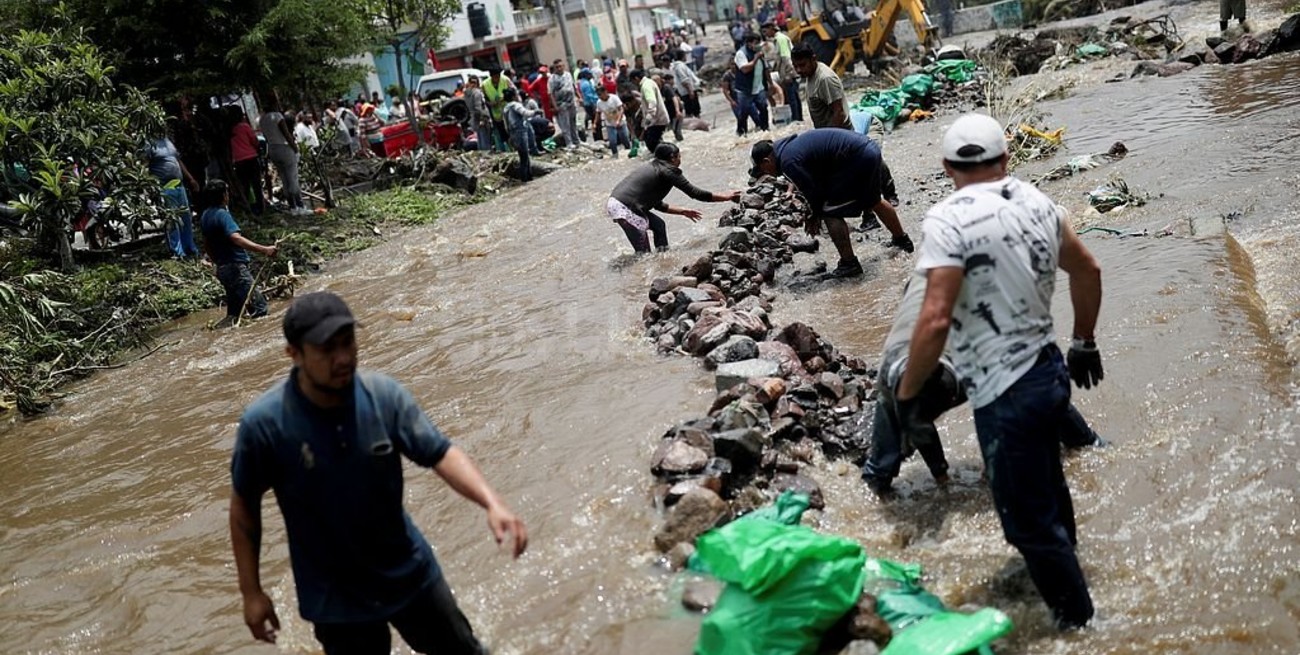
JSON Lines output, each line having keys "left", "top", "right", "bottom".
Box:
{"left": 941, "top": 113, "right": 1008, "bottom": 164}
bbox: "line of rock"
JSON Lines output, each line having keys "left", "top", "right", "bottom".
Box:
{"left": 642, "top": 178, "right": 883, "bottom": 558}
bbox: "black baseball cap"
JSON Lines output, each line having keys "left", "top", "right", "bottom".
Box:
{"left": 749, "top": 140, "right": 775, "bottom": 179}
{"left": 283, "top": 291, "right": 357, "bottom": 345}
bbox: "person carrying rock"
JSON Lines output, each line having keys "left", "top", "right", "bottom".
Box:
{"left": 748, "top": 130, "right": 915, "bottom": 278}
{"left": 861, "top": 269, "right": 1106, "bottom": 496}
{"left": 895, "top": 113, "right": 1104, "bottom": 630}
{"left": 229, "top": 291, "right": 528, "bottom": 654}
{"left": 607, "top": 143, "right": 741, "bottom": 253}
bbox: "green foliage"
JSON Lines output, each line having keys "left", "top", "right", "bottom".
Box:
{"left": 227, "top": 0, "right": 378, "bottom": 100}
{"left": 0, "top": 259, "right": 220, "bottom": 415}
{"left": 0, "top": 22, "right": 167, "bottom": 271}
{"left": 344, "top": 185, "right": 460, "bottom": 226}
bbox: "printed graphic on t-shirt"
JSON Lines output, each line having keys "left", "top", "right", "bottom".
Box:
{"left": 916, "top": 178, "right": 1064, "bottom": 408}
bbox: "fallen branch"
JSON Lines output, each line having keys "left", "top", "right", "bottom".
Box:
{"left": 47, "top": 339, "right": 176, "bottom": 379}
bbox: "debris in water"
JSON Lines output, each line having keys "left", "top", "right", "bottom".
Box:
{"left": 1086, "top": 175, "right": 1148, "bottom": 213}
{"left": 1036, "top": 141, "right": 1128, "bottom": 183}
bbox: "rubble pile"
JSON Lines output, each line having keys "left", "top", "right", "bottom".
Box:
{"left": 982, "top": 17, "right": 1182, "bottom": 75}
{"left": 982, "top": 12, "right": 1300, "bottom": 79}
{"left": 1156, "top": 12, "right": 1300, "bottom": 73}
{"left": 642, "top": 178, "right": 884, "bottom": 559}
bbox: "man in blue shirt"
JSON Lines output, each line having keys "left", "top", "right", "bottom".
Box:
{"left": 229, "top": 292, "right": 528, "bottom": 654}
{"left": 198, "top": 180, "right": 278, "bottom": 321}
{"left": 749, "top": 130, "right": 915, "bottom": 278}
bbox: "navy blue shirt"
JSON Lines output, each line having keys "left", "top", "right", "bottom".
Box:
{"left": 231, "top": 370, "right": 453, "bottom": 623}
{"left": 774, "top": 129, "right": 884, "bottom": 217}
{"left": 200, "top": 207, "right": 250, "bottom": 265}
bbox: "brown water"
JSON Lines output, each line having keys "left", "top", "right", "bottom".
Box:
{"left": 2, "top": 51, "right": 1299, "bottom": 655}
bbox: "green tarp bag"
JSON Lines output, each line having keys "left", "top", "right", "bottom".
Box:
{"left": 691, "top": 492, "right": 868, "bottom": 655}
{"left": 899, "top": 74, "right": 938, "bottom": 98}
{"left": 864, "top": 557, "right": 1013, "bottom": 655}
{"left": 924, "top": 59, "right": 978, "bottom": 84}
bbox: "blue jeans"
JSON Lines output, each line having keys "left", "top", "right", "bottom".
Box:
{"left": 861, "top": 375, "right": 1099, "bottom": 491}
{"left": 783, "top": 79, "right": 803, "bottom": 122}
{"left": 162, "top": 185, "right": 199, "bottom": 258}
{"left": 509, "top": 128, "right": 532, "bottom": 181}
{"left": 474, "top": 120, "right": 493, "bottom": 151}
{"left": 605, "top": 124, "right": 630, "bottom": 156}
{"left": 860, "top": 371, "right": 950, "bottom": 491}
{"left": 734, "top": 88, "right": 769, "bottom": 135}
{"left": 216, "top": 262, "right": 267, "bottom": 319}
{"left": 973, "top": 345, "right": 1094, "bottom": 629}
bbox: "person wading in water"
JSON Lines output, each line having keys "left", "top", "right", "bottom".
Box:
{"left": 605, "top": 143, "right": 740, "bottom": 253}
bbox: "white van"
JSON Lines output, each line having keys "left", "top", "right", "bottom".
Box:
{"left": 415, "top": 69, "right": 489, "bottom": 100}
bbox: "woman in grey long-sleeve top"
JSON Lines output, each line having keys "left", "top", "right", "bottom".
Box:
{"left": 605, "top": 143, "right": 740, "bottom": 253}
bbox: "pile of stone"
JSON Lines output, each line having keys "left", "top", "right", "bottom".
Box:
{"left": 643, "top": 178, "right": 883, "bottom": 561}
{"left": 982, "top": 12, "right": 1300, "bottom": 79}
{"left": 1153, "top": 12, "right": 1300, "bottom": 75}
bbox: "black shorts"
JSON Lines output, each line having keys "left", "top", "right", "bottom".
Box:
{"left": 312, "top": 576, "right": 485, "bottom": 655}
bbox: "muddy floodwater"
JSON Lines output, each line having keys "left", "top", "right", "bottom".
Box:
{"left": 2, "top": 24, "right": 1298, "bottom": 655}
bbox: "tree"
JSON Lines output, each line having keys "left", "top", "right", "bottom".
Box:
{"left": 364, "top": 0, "right": 463, "bottom": 145}
{"left": 0, "top": 24, "right": 166, "bottom": 271}
{"left": 228, "top": 0, "right": 379, "bottom": 103}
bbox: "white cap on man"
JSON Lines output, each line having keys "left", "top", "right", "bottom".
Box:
{"left": 941, "top": 113, "right": 1008, "bottom": 164}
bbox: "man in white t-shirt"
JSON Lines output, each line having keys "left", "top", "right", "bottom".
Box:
{"left": 595, "top": 87, "right": 631, "bottom": 157}
{"left": 895, "top": 113, "right": 1105, "bottom": 631}
{"left": 294, "top": 113, "right": 320, "bottom": 150}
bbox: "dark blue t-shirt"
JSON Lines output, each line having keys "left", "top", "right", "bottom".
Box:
{"left": 200, "top": 207, "right": 250, "bottom": 266}
{"left": 231, "top": 370, "right": 453, "bottom": 623}
{"left": 775, "top": 129, "right": 883, "bottom": 216}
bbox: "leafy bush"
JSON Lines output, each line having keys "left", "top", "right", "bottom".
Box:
{"left": 0, "top": 22, "right": 166, "bottom": 271}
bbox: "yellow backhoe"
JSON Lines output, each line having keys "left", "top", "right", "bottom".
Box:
{"left": 786, "top": 0, "right": 941, "bottom": 75}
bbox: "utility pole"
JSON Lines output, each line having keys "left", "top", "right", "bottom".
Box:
{"left": 602, "top": 0, "right": 627, "bottom": 56}
{"left": 553, "top": 0, "right": 576, "bottom": 67}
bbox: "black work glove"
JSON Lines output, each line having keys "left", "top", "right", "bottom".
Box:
{"left": 890, "top": 233, "right": 915, "bottom": 253}
{"left": 895, "top": 395, "right": 938, "bottom": 447}
{"left": 1067, "top": 338, "right": 1104, "bottom": 389}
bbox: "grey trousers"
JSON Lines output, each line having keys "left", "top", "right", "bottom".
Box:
{"left": 267, "top": 143, "right": 303, "bottom": 209}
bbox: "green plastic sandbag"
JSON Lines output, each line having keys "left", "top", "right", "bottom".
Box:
{"left": 691, "top": 492, "right": 868, "bottom": 655}
{"left": 899, "top": 74, "right": 938, "bottom": 100}
{"left": 863, "top": 557, "right": 1013, "bottom": 655}
{"left": 925, "top": 59, "right": 979, "bottom": 84}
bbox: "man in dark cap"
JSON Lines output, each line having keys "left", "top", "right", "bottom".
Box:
{"left": 229, "top": 292, "right": 528, "bottom": 654}
{"left": 749, "top": 130, "right": 915, "bottom": 277}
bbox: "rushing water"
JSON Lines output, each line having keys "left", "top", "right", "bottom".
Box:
{"left": 1, "top": 47, "right": 1298, "bottom": 655}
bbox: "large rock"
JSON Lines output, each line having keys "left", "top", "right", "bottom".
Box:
{"left": 1270, "top": 13, "right": 1300, "bottom": 54}
{"left": 676, "top": 287, "right": 714, "bottom": 305}
{"left": 758, "top": 340, "right": 809, "bottom": 379}
{"left": 772, "top": 472, "right": 825, "bottom": 509}
{"left": 715, "top": 358, "right": 782, "bottom": 392}
{"left": 817, "top": 372, "right": 846, "bottom": 399}
{"left": 433, "top": 157, "right": 478, "bottom": 194}
{"left": 651, "top": 440, "right": 709, "bottom": 475}
{"left": 683, "top": 314, "right": 732, "bottom": 356}
{"left": 649, "top": 275, "right": 698, "bottom": 298}
{"left": 776, "top": 322, "right": 826, "bottom": 362}
{"left": 683, "top": 254, "right": 713, "bottom": 280}
{"left": 713, "top": 428, "right": 768, "bottom": 470}
{"left": 720, "top": 228, "right": 753, "bottom": 251}
{"left": 844, "top": 593, "right": 892, "bottom": 644}
{"left": 740, "top": 192, "right": 767, "bottom": 209}
{"left": 653, "top": 488, "right": 729, "bottom": 552}
{"left": 1232, "top": 33, "right": 1264, "bottom": 62}
{"left": 682, "top": 578, "right": 724, "bottom": 612}
{"left": 705, "top": 335, "right": 760, "bottom": 369}
{"left": 786, "top": 233, "right": 820, "bottom": 253}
